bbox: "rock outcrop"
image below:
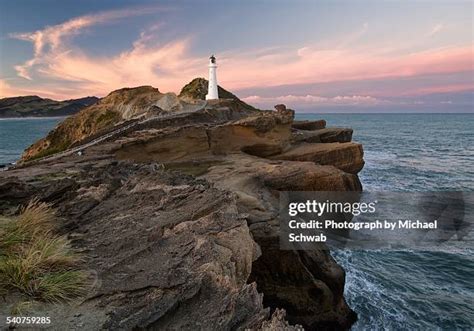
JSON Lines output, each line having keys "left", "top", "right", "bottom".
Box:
{"left": 292, "top": 120, "right": 326, "bottom": 131}
{"left": 1, "top": 81, "right": 364, "bottom": 330}
{"left": 292, "top": 128, "right": 353, "bottom": 144}
{"left": 21, "top": 86, "right": 166, "bottom": 161}
{"left": 179, "top": 78, "right": 257, "bottom": 111}
{"left": 21, "top": 81, "right": 258, "bottom": 162}
{"left": 270, "top": 142, "right": 364, "bottom": 174}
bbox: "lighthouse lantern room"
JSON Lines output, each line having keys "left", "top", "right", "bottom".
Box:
{"left": 206, "top": 55, "right": 219, "bottom": 100}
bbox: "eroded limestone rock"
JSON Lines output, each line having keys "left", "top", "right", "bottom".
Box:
{"left": 270, "top": 142, "right": 364, "bottom": 174}
{"left": 292, "top": 128, "right": 353, "bottom": 144}
{"left": 2, "top": 97, "right": 365, "bottom": 330}
{"left": 292, "top": 120, "right": 326, "bottom": 131}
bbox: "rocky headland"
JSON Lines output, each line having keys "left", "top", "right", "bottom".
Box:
{"left": 0, "top": 96, "right": 99, "bottom": 118}
{"left": 0, "top": 78, "right": 364, "bottom": 330}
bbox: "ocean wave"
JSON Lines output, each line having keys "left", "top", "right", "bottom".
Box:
{"left": 306, "top": 114, "right": 474, "bottom": 329}
{"left": 333, "top": 250, "right": 474, "bottom": 330}
{"left": 363, "top": 150, "right": 398, "bottom": 161}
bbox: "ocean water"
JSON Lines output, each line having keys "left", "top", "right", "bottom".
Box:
{"left": 0, "top": 117, "right": 63, "bottom": 165}
{"left": 1, "top": 114, "right": 473, "bottom": 329}
{"left": 296, "top": 113, "right": 474, "bottom": 330}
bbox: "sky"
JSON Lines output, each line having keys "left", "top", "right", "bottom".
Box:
{"left": 0, "top": 0, "right": 472, "bottom": 112}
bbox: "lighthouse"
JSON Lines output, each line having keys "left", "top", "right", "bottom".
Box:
{"left": 205, "top": 55, "right": 219, "bottom": 100}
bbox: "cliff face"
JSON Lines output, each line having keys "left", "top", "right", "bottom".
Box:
{"left": 0, "top": 95, "right": 98, "bottom": 118}
{"left": 1, "top": 85, "right": 363, "bottom": 330}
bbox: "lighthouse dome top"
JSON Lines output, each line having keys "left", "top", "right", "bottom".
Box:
{"left": 209, "top": 54, "right": 216, "bottom": 64}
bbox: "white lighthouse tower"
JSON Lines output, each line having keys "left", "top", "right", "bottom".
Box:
{"left": 205, "top": 55, "right": 219, "bottom": 100}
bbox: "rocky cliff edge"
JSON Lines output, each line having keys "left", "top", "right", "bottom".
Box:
{"left": 0, "top": 82, "right": 363, "bottom": 330}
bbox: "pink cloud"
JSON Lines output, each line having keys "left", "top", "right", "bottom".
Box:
{"left": 401, "top": 83, "right": 474, "bottom": 96}
{"left": 10, "top": 6, "right": 166, "bottom": 82}
{"left": 0, "top": 80, "right": 17, "bottom": 96}
{"left": 242, "top": 94, "right": 389, "bottom": 108}
{"left": 0, "top": 79, "right": 76, "bottom": 99}
{"left": 2, "top": 9, "right": 473, "bottom": 101}
{"left": 217, "top": 45, "right": 474, "bottom": 90}
{"left": 427, "top": 23, "right": 444, "bottom": 37}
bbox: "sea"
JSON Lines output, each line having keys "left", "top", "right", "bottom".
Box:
{"left": 1, "top": 114, "right": 473, "bottom": 329}
{"left": 0, "top": 117, "right": 63, "bottom": 165}
{"left": 296, "top": 113, "right": 474, "bottom": 330}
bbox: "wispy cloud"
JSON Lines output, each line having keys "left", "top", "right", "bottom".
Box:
{"left": 336, "top": 22, "right": 369, "bottom": 48}
{"left": 0, "top": 80, "right": 15, "bottom": 97}
{"left": 219, "top": 44, "right": 473, "bottom": 91}
{"left": 402, "top": 83, "right": 474, "bottom": 96}
{"left": 427, "top": 23, "right": 444, "bottom": 37}
{"left": 0, "top": 78, "right": 71, "bottom": 98}
{"left": 2, "top": 10, "right": 473, "bottom": 102}
{"left": 10, "top": 6, "right": 166, "bottom": 81}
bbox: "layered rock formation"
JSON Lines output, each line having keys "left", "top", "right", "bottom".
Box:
{"left": 21, "top": 80, "right": 259, "bottom": 162}
{"left": 1, "top": 82, "right": 363, "bottom": 330}
{"left": 0, "top": 95, "right": 98, "bottom": 118}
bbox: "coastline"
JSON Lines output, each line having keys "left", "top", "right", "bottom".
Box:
{"left": 1, "top": 110, "right": 473, "bottom": 329}
{"left": 1, "top": 1, "right": 472, "bottom": 329}
{"left": 0, "top": 116, "right": 68, "bottom": 120}
{"left": 0, "top": 96, "right": 364, "bottom": 329}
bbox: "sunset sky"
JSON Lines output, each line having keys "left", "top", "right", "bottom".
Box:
{"left": 0, "top": 0, "right": 472, "bottom": 112}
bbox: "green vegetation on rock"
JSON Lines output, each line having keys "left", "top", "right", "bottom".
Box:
{"left": 0, "top": 201, "right": 88, "bottom": 303}
{"left": 179, "top": 78, "right": 258, "bottom": 111}
{"left": 95, "top": 109, "right": 121, "bottom": 126}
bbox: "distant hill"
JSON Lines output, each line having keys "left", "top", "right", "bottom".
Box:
{"left": 0, "top": 95, "right": 99, "bottom": 118}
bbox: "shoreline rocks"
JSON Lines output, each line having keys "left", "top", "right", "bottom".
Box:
{"left": 1, "top": 81, "right": 364, "bottom": 330}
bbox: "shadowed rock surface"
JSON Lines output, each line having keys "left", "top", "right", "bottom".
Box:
{"left": 270, "top": 142, "right": 364, "bottom": 174}
{"left": 1, "top": 81, "right": 364, "bottom": 330}
{"left": 292, "top": 120, "right": 326, "bottom": 131}
{"left": 292, "top": 128, "right": 353, "bottom": 144}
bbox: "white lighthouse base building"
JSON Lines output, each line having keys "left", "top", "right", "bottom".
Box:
{"left": 206, "top": 55, "right": 219, "bottom": 100}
